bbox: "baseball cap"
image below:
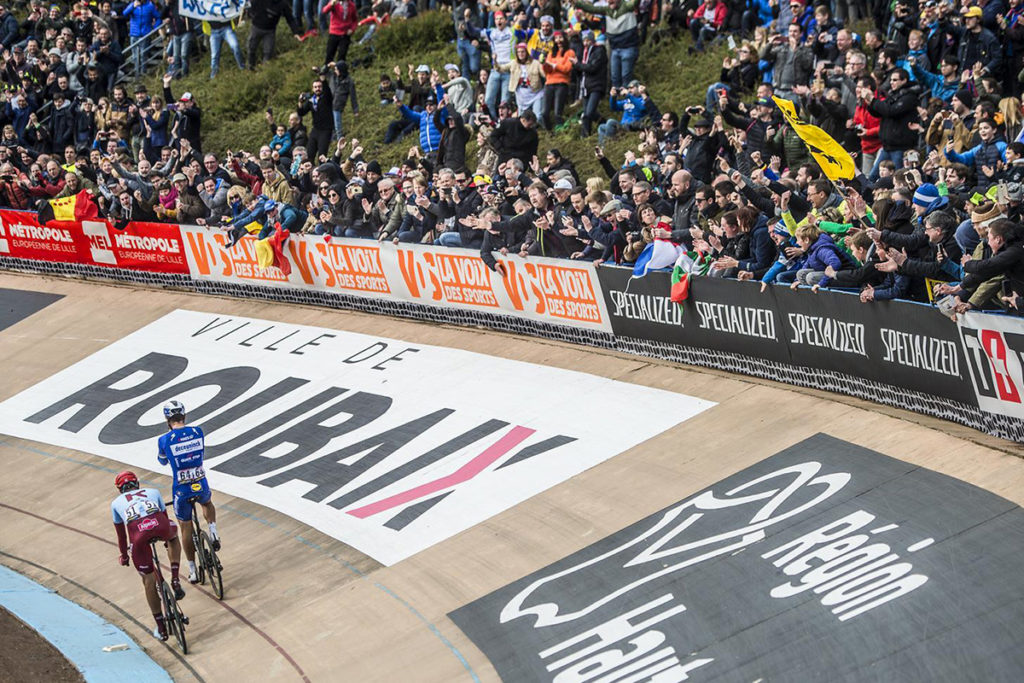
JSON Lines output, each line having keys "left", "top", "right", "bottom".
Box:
{"left": 179, "top": 92, "right": 193, "bottom": 102}
{"left": 553, "top": 178, "right": 573, "bottom": 191}
{"left": 693, "top": 118, "right": 712, "bottom": 129}
{"left": 172, "top": 173, "right": 187, "bottom": 182}
{"left": 416, "top": 64, "right": 430, "bottom": 73}
{"left": 962, "top": 6, "right": 982, "bottom": 17}
{"left": 443, "top": 63, "right": 460, "bottom": 73}
{"left": 263, "top": 199, "right": 278, "bottom": 212}
{"left": 755, "top": 96, "right": 773, "bottom": 107}
{"left": 627, "top": 79, "right": 641, "bottom": 88}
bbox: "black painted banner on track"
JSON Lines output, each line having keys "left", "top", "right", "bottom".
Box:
{"left": 0, "top": 288, "right": 63, "bottom": 332}
{"left": 450, "top": 434, "right": 1024, "bottom": 682}
{"left": 596, "top": 267, "right": 973, "bottom": 406}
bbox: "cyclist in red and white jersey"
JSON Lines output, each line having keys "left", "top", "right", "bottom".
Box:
{"left": 111, "top": 470, "right": 185, "bottom": 641}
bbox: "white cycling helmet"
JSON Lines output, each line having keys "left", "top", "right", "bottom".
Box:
{"left": 163, "top": 400, "right": 186, "bottom": 419}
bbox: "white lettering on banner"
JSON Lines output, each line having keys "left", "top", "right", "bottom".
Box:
{"left": 608, "top": 291, "right": 683, "bottom": 327}
{"left": 180, "top": 226, "right": 611, "bottom": 332}
{"left": 114, "top": 232, "right": 182, "bottom": 254}
{"left": 0, "top": 310, "right": 711, "bottom": 565}
{"left": 787, "top": 313, "right": 866, "bottom": 356}
{"left": 500, "top": 462, "right": 927, "bottom": 630}
{"left": 958, "top": 312, "right": 1024, "bottom": 420}
{"left": 540, "top": 595, "right": 713, "bottom": 682}
{"left": 879, "top": 328, "right": 960, "bottom": 377}
{"left": 694, "top": 302, "right": 776, "bottom": 340}
{"left": 7, "top": 223, "right": 74, "bottom": 243}
{"left": 761, "top": 511, "right": 929, "bottom": 621}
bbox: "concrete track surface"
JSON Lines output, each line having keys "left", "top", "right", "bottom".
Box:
{"left": 2, "top": 271, "right": 1024, "bottom": 683}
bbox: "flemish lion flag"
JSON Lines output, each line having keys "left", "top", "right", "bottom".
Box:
{"left": 772, "top": 96, "right": 856, "bottom": 182}
{"left": 37, "top": 189, "right": 99, "bottom": 225}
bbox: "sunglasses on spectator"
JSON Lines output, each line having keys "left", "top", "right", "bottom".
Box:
{"left": 328, "top": 191, "right": 339, "bottom": 197}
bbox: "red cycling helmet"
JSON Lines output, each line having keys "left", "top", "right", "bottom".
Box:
{"left": 115, "top": 470, "right": 139, "bottom": 493}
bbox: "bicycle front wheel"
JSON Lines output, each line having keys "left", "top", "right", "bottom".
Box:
{"left": 200, "top": 531, "right": 224, "bottom": 600}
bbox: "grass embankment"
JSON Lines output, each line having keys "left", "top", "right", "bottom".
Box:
{"left": 145, "top": 13, "right": 728, "bottom": 178}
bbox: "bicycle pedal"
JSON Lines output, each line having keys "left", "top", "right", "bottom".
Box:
{"left": 181, "top": 616, "right": 189, "bottom": 625}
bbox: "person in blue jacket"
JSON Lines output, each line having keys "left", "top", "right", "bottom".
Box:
{"left": 942, "top": 118, "right": 1008, "bottom": 181}
{"left": 597, "top": 80, "right": 647, "bottom": 146}
{"left": 123, "top": 0, "right": 161, "bottom": 75}
{"left": 224, "top": 197, "right": 308, "bottom": 245}
{"left": 395, "top": 83, "right": 446, "bottom": 158}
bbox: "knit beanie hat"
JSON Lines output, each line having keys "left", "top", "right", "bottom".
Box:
{"left": 366, "top": 160, "right": 382, "bottom": 175}
{"left": 954, "top": 88, "right": 974, "bottom": 109}
{"left": 913, "top": 183, "right": 940, "bottom": 208}
{"left": 971, "top": 202, "right": 1001, "bottom": 224}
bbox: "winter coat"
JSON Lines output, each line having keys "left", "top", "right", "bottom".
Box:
{"left": 804, "top": 233, "right": 845, "bottom": 287}
{"left": 322, "top": 0, "right": 357, "bottom": 35}
{"left": 866, "top": 87, "right": 918, "bottom": 151}
{"left": 122, "top": 0, "right": 161, "bottom": 38}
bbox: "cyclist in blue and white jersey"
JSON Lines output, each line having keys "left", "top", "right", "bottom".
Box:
{"left": 157, "top": 400, "right": 221, "bottom": 584}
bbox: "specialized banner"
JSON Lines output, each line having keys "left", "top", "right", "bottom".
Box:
{"left": 0, "top": 310, "right": 713, "bottom": 565}
{"left": 598, "top": 268, "right": 973, "bottom": 405}
{"left": 451, "top": 434, "right": 1024, "bottom": 681}
{"left": 0, "top": 210, "right": 189, "bottom": 273}
{"left": 181, "top": 226, "right": 612, "bottom": 332}
{"left": 178, "top": 0, "right": 245, "bottom": 21}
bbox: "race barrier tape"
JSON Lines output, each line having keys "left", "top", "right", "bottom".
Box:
{"left": 4, "top": 210, "right": 1024, "bottom": 442}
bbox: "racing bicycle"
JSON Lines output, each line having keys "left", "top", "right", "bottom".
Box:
{"left": 187, "top": 495, "right": 224, "bottom": 600}
{"left": 149, "top": 537, "right": 189, "bottom": 653}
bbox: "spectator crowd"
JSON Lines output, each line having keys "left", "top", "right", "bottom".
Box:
{"left": 1, "top": 0, "right": 1024, "bottom": 316}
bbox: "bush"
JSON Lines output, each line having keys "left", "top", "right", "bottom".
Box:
{"left": 374, "top": 13, "right": 455, "bottom": 61}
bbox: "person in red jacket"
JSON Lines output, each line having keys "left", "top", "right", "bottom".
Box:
{"left": 850, "top": 76, "right": 881, "bottom": 176}
{"left": 688, "top": 0, "right": 728, "bottom": 53}
{"left": 322, "top": 0, "right": 357, "bottom": 65}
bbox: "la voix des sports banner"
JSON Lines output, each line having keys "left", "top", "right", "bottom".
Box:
{"left": 0, "top": 309, "right": 713, "bottom": 565}
{"left": 0, "top": 209, "right": 189, "bottom": 273}
{"left": 179, "top": 225, "right": 612, "bottom": 332}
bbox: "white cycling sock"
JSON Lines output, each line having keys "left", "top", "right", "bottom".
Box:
{"left": 209, "top": 522, "right": 218, "bottom": 540}
{"left": 188, "top": 560, "right": 197, "bottom": 573}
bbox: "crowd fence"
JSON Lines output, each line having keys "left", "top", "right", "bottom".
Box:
{"left": 3, "top": 209, "right": 1024, "bottom": 442}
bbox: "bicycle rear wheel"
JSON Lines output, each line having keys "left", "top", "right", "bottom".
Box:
{"left": 200, "top": 531, "right": 224, "bottom": 600}
{"left": 161, "top": 581, "right": 188, "bottom": 654}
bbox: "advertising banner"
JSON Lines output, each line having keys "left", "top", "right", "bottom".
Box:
{"left": 958, "top": 311, "right": 1024, "bottom": 421}
{"left": 450, "top": 434, "right": 1024, "bottom": 681}
{"left": 0, "top": 309, "right": 713, "bottom": 565}
{"left": 598, "top": 268, "right": 973, "bottom": 405}
{"left": 178, "top": 0, "right": 245, "bottom": 21}
{"left": 0, "top": 210, "right": 189, "bottom": 273}
{"left": 180, "top": 226, "right": 612, "bottom": 332}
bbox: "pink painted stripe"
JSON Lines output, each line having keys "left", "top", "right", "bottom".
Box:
{"left": 346, "top": 426, "right": 536, "bottom": 519}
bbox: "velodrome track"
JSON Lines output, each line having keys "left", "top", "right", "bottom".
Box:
{"left": 3, "top": 270, "right": 1024, "bottom": 682}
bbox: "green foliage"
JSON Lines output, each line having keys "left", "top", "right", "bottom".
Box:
{"left": 145, "top": 14, "right": 729, "bottom": 180}
{"left": 373, "top": 11, "right": 456, "bottom": 60}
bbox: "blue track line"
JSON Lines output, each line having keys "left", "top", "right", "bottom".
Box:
{"left": 0, "top": 565, "right": 172, "bottom": 683}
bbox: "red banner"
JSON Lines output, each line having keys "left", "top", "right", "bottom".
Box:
{"left": 0, "top": 210, "right": 189, "bottom": 274}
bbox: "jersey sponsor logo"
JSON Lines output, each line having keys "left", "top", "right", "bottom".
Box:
{"left": 191, "top": 482, "right": 202, "bottom": 492}
{"left": 137, "top": 516, "right": 159, "bottom": 531}
{"left": 0, "top": 309, "right": 711, "bottom": 565}
{"left": 169, "top": 438, "right": 204, "bottom": 457}
{"left": 450, "top": 435, "right": 1024, "bottom": 682}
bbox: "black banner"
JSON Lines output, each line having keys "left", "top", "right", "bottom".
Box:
{"left": 597, "top": 268, "right": 973, "bottom": 406}
{"left": 450, "top": 434, "right": 1024, "bottom": 682}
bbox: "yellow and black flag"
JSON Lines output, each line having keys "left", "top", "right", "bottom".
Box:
{"left": 772, "top": 96, "right": 857, "bottom": 182}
